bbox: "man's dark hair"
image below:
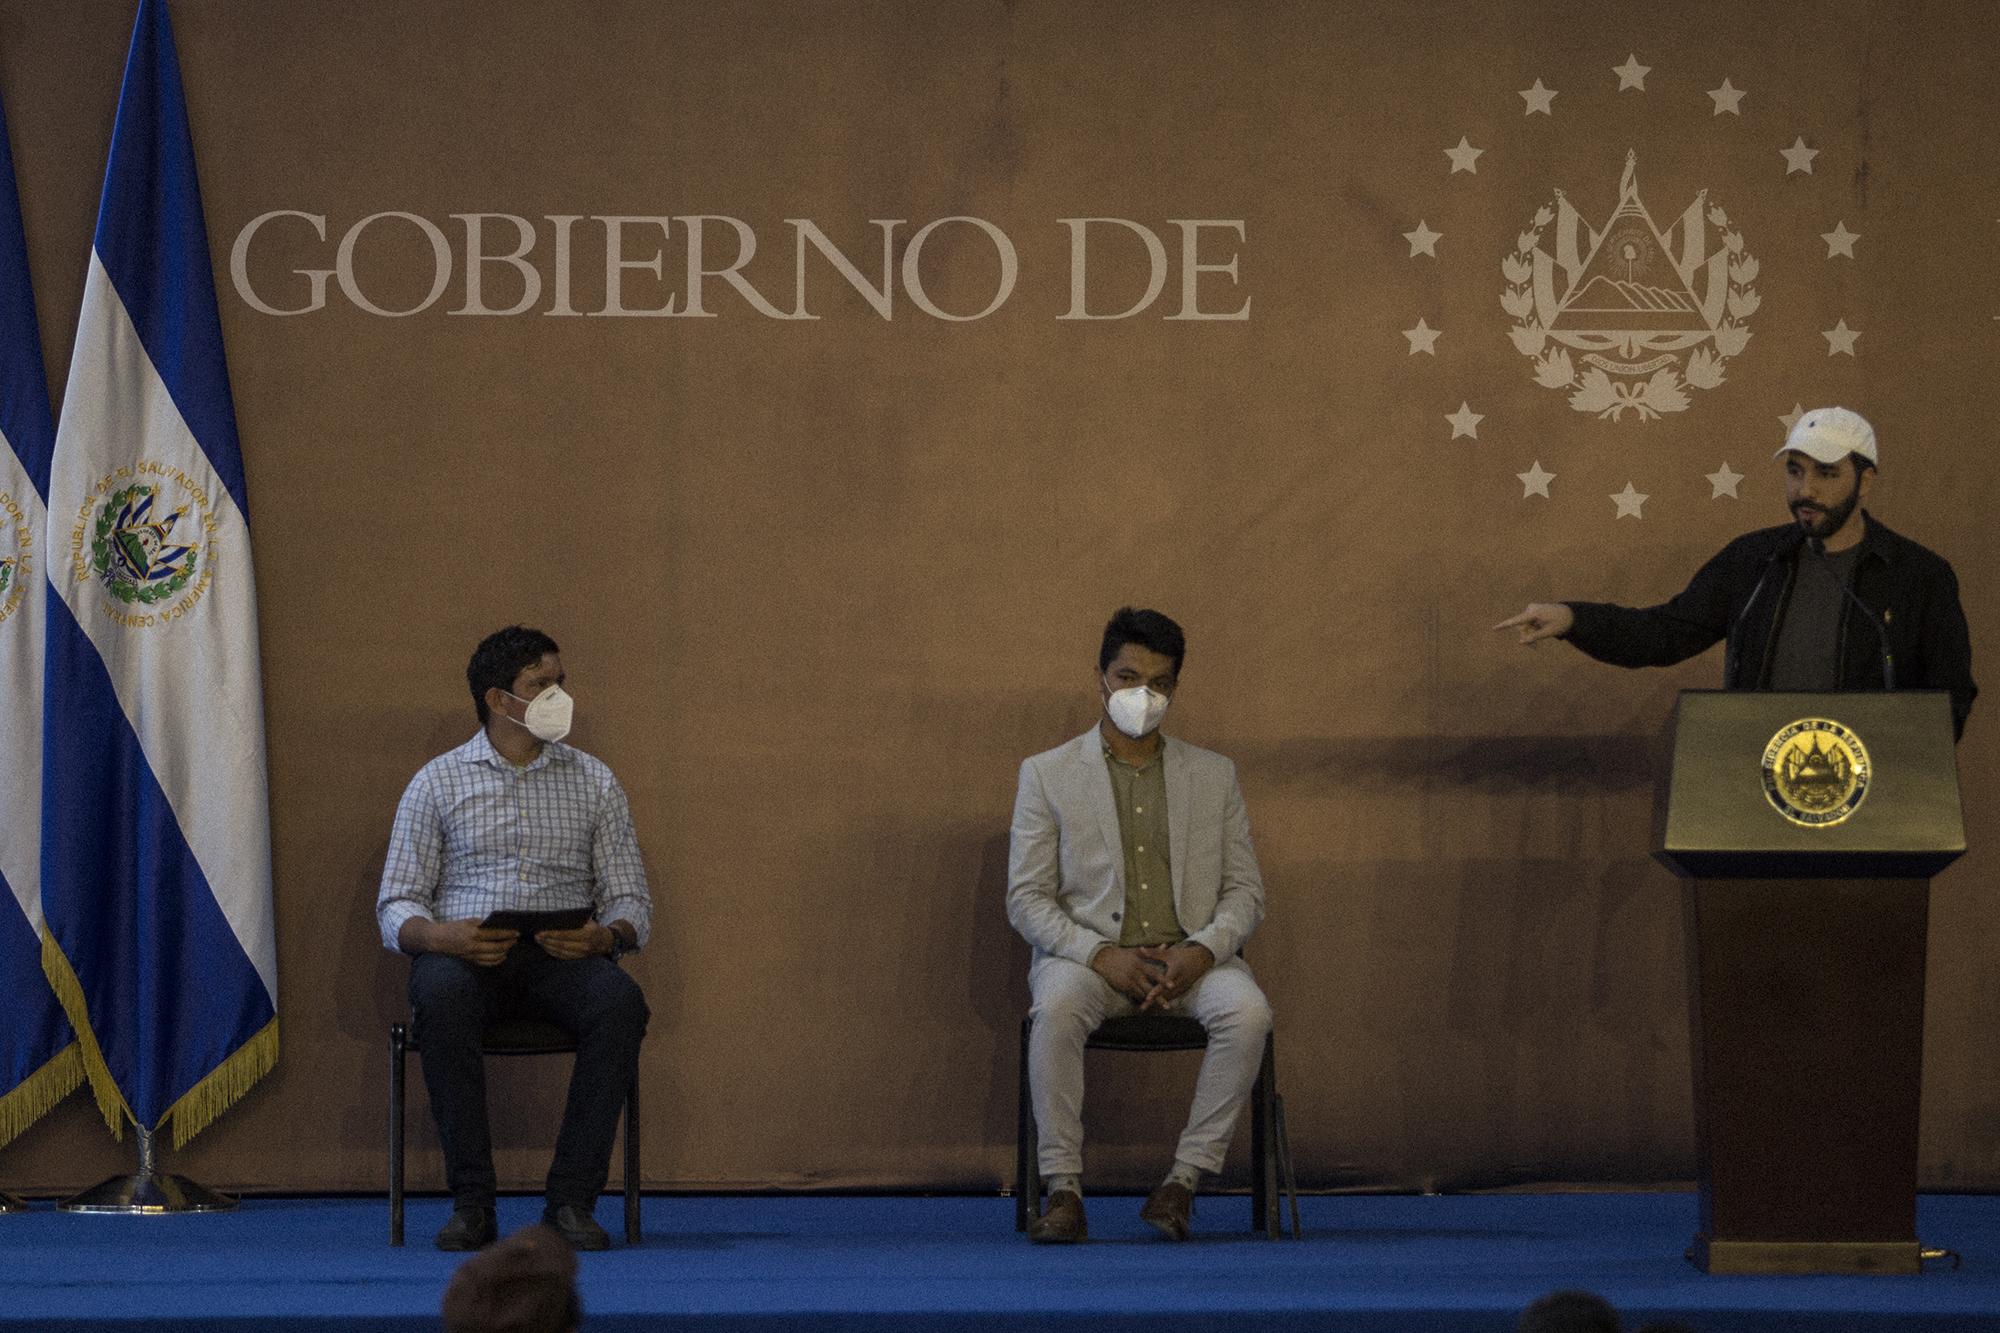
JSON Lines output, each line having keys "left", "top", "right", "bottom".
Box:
{"left": 1098, "top": 607, "right": 1186, "bottom": 677}
{"left": 1518, "top": 1289, "right": 1621, "bottom": 1333}
{"left": 467, "top": 626, "right": 560, "bottom": 725}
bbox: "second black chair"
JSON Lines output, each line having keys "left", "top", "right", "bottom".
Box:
{"left": 1014, "top": 1012, "right": 1300, "bottom": 1238}
{"left": 388, "top": 1016, "right": 641, "bottom": 1246}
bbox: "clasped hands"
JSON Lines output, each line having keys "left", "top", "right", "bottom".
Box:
{"left": 1091, "top": 942, "right": 1214, "bottom": 1010}
{"left": 433, "top": 918, "right": 618, "bottom": 967}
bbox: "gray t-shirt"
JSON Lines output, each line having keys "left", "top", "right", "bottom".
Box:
{"left": 1768, "top": 546, "right": 1861, "bottom": 691}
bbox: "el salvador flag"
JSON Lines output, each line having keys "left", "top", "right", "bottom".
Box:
{"left": 42, "top": 0, "right": 277, "bottom": 1147}
{"left": 0, "top": 83, "right": 82, "bottom": 1149}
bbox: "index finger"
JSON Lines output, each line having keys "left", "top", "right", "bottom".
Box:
{"left": 1491, "top": 610, "right": 1533, "bottom": 632}
{"left": 475, "top": 926, "right": 519, "bottom": 941}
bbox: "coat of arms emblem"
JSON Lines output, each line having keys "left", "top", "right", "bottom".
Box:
{"left": 0, "top": 492, "right": 24, "bottom": 626}
{"left": 1504, "top": 151, "right": 1759, "bottom": 420}
{"left": 90, "top": 483, "right": 199, "bottom": 606}
{"left": 1761, "top": 718, "right": 1871, "bottom": 828}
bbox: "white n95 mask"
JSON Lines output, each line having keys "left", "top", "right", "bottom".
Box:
{"left": 1106, "top": 685, "right": 1170, "bottom": 739}
{"left": 505, "top": 685, "right": 574, "bottom": 743}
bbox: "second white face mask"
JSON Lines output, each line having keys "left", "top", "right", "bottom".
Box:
{"left": 1106, "top": 685, "right": 1170, "bottom": 739}
{"left": 507, "top": 684, "right": 574, "bottom": 743}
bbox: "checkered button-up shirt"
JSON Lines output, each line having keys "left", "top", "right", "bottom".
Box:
{"left": 376, "top": 730, "right": 653, "bottom": 950}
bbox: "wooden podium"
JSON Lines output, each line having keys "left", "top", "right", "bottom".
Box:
{"left": 1653, "top": 690, "right": 1964, "bottom": 1275}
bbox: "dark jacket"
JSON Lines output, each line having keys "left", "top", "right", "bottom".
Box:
{"left": 1564, "top": 512, "right": 1977, "bottom": 739}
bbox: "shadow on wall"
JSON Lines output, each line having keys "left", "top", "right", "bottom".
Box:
{"left": 1293, "top": 852, "right": 1695, "bottom": 1191}
{"left": 342, "top": 699, "right": 477, "bottom": 1050}
{"left": 322, "top": 829, "right": 404, "bottom": 1158}
{"left": 335, "top": 820, "right": 425, "bottom": 1160}
{"left": 1240, "top": 734, "right": 1664, "bottom": 797}
{"left": 970, "top": 830, "right": 1031, "bottom": 1156}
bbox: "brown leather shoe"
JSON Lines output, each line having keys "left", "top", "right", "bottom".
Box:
{"left": 1140, "top": 1181, "right": 1194, "bottom": 1241}
{"left": 1027, "top": 1189, "right": 1087, "bottom": 1243}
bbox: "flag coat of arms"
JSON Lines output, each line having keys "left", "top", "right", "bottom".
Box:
{"left": 0, "top": 84, "right": 81, "bottom": 1149}
{"left": 41, "top": 0, "right": 277, "bottom": 1146}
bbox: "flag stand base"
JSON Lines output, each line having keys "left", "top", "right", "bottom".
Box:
{"left": 0, "top": 1192, "right": 29, "bottom": 1212}
{"left": 58, "top": 1126, "right": 235, "bottom": 1214}
{"left": 58, "top": 1173, "right": 234, "bottom": 1213}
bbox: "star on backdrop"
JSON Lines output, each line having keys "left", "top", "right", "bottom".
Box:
{"left": 1396, "top": 54, "right": 1858, "bottom": 523}
{"left": 1780, "top": 404, "right": 1805, "bottom": 433}
{"left": 1707, "top": 79, "right": 1745, "bottom": 114}
{"left": 1519, "top": 79, "right": 1557, "bottom": 115}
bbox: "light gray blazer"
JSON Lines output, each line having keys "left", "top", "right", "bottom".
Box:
{"left": 1007, "top": 726, "right": 1265, "bottom": 969}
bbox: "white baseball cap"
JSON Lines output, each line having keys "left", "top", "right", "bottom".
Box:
{"left": 1776, "top": 406, "right": 1877, "bottom": 466}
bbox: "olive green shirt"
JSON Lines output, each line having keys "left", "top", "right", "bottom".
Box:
{"left": 1103, "top": 742, "right": 1184, "bottom": 948}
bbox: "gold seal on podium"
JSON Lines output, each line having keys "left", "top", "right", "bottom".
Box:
{"left": 1761, "top": 718, "right": 1871, "bottom": 828}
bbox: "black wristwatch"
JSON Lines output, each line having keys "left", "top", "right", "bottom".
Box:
{"left": 606, "top": 925, "right": 632, "bottom": 962}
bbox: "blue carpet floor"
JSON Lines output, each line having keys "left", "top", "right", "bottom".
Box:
{"left": 1, "top": 1193, "right": 1997, "bottom": 1331}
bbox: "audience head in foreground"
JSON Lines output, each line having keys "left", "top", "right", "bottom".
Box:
{"left": 442, "top": 1224, "right": 581, "bottom": 1333}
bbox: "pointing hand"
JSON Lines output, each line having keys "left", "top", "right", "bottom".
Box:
{"left": 1493, "top": 603, "right": 1574, "bottom": 645}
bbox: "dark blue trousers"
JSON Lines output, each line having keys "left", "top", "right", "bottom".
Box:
{"left": 409, "top": 944, "right": 648, "bottom": 1212}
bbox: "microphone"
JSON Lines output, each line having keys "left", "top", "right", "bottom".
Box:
{"left": 1724, "top": 525, "right": 1806, "bottom": 687}
{"left": 1807, "top": 536, "right": 1896, "bottom": 690}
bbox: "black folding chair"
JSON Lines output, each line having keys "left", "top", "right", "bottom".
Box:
{"left": 1015, "top": 1012, "right": 1300, "bottom": 1238}
{"left": 388, "top": 1016, "right": 640, "bottom": 1246}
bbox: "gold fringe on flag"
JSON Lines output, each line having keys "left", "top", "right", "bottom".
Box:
{"left": 41, "top": 929, "right": 278, "bottom": 1148}
{"left": 163, "top": 1016, "right": 278, "bottom": 1149}
{"left": 0, "top": 1042, "right": 83, "bottom": 1150}
{"left": 39, "top": 929, "right": 129, "bottom": 1138}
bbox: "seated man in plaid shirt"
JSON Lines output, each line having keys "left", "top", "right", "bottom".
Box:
{"left": 377, "top": 625, "right": 652, "bottom": 1252}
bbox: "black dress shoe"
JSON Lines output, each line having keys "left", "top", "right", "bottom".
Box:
{"left": 544, "top": 1202, "right": 611, "bottom": 1251}
{"left": 435, "top": 1204, "right": 497, "bottom": 1251}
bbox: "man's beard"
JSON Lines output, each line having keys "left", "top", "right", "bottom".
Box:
{"left": 1791, "top": 474, "right": 1863, "bottom": 540}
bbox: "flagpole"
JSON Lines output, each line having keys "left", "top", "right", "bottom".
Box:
{"left": 39, "top": 0, "right": 280, "bottom": 1200}
{"left": 58, "top": 1124, "right": 234, "bottom": 1214}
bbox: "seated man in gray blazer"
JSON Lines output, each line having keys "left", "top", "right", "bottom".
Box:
{"left": 1008, "top": 607, "right": 1272, "bottom": 1243}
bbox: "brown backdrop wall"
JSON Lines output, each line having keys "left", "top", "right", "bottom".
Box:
{"left": 2, "top": 0, "right": 1996, "bottom": 1194}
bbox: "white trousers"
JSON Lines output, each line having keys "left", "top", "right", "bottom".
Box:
{"left": 1027, "top": 953, "right": 1273, "bottom": 1178}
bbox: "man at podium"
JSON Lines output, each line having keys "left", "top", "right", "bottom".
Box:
{"left": 1495, "top": 407, "right": 1976, "bottom": 739}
